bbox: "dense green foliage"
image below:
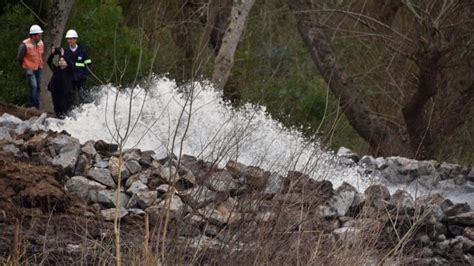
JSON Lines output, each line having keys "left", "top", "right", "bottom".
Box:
{"left": 0, "top": 0, "right": 153, "bottom": 105}
{"left": 1, "top": 0, "right": 472, "bottom": 163}
{"left": 66, "top": 0, "right": 154, "bottom": 86}
{"left": 0, "top": 4, "right": 35, "bottom": 104}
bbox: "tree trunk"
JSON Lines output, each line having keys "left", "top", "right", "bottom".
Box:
{"left": 195, "top": 0, "right": 231, "bottom": 70}
{"left": 40, "top": 0, "right": 74, "bottom": 113}
{"left": 212, "top": 0, "right": 255, "bottom": 91}
{"left": 287, "top": 0, "right": 410, "bottom": 156}
{"left": 401, "top": 48, "right": 441, "bottom": 158}
{"left": 171, "top": 0, "right": 196, "bottom": 82}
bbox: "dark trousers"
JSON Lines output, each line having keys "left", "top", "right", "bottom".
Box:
{"left": 51, "top": 90, "right": 72, "bottom": 119}
{"left": 26, "top": 69, "right": 41, "bottom": 108}
{"left": 73, "top": 79, "right": 86, "bottom": 105}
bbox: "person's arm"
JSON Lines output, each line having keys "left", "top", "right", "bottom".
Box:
{"left": 61, "top": 48, "right": 74, "bottom": 67}
{"left": 16, "top": 43, "right": 26, "bottom": 65}
{"left": 82, "top": 46, "right": 92, "bottom": 74}
{"left": 47, "top": 51, "right": 56, "bottom": 71}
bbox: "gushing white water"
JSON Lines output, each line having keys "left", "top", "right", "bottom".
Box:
{"left": 46, "top": 77, "right": 376, "bottom": 190}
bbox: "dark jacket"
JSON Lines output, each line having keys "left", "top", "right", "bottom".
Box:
{"left": 63, "top": 43, "right": 91, "bottom": 82}
{"left": 47, "top": 53, "right": 74, "bottom": 117}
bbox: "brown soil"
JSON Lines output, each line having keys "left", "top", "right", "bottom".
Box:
{"left": 0, "top": 103, "right": 88, "bottom": 263}
{"left": 0, "top": 101, "right": 53, "bottom": 120}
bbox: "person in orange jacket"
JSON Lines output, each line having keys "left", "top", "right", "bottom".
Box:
{"left": 17, "top": 24, "right": 44, "bottom": 109}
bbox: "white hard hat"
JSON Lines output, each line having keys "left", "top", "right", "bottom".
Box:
{"left": 29, "top": 25, "right": 43, "bottom": 34}
{"left": 65, "top": 29, "right": 78, "bottom": 38}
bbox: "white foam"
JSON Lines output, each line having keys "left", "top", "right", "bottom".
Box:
{"left": 46, "top": 76, "right": 375, "bottom": 191}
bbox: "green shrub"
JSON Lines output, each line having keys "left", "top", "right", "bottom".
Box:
{"left": 0, "top": 4, "right": 34, "bottom": 104}
{"left": 66, "top": 0, "right": 154, "bottom": 88}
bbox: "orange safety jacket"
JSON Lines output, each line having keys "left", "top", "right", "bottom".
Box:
{"left": 22, "top": 38, "right": 44, "bottom": 70}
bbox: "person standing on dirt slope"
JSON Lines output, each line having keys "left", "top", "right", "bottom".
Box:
{"left": 63, "top": 29, "right": 92, "bottom": 106}
{"left": 17, "top": 24, "right": 44, "bottom": 109}
{"left": 47, "top": 47, "right": 74, "bottom": 119}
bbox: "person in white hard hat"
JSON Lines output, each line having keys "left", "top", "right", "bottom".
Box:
{"left": 17, "top": 24, "right": 44, "bottom": 109}
{"left": 63, "top": 29, "right": 92, "bottom": 105}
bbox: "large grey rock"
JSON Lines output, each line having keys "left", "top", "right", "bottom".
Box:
{"left": 179, "top": 172, "right": 197, "bottom": 187}
{"left": 65, "top": 176, "right": 106, "bottom": 198}
{"left": 24, "top": 132, "right": 48, "bottom": 152}
{"left": 243, "top": 166, "right": 269, "bottom": 190}
{"left": 50, "top": 134, "right": 81, "bottom": 172}
{"left": 448, "top": 212, "right": 474, "bottom": 226}
{"left": 415, "top": 172, "right": 441, "bottom": 188}
{"left": 81, "top": 140, "right": 97, "bottom": 157}
{"left": 319, "top": 182, "right": 360, "bottom": 218}
{"left": 144, "top": 205, "right": 165, "bottom": 222}
{"left": 100, "top": 208, "right": 128, "bottom": 221}
{"left": 464, "top": 227, "right": 474, "bottom": 241}
{"left": 360, "top": 156, "right": 387, "bottom": 170}
{"left": 364, "top": 185, "right": 390, "bottom": 203}
{"left": 198, "top": 206, "right": 234, "bottom": 225}
{"left": 89, "top": 190, "right": 129, "bottom": 208}
{"left": 157, "top": 184, "right": 171, "bottom": 197}
{"left": 337, "top": 147, "right": 359, "bottom": 164}
{"left": 205, "top": 171, "right": 239, "bottom": 192}
{"left": 0, "top": 113, "right": 22, "bottom": 128}
{"left": 157, "top": 195, "right": 185, "bottom": 215}
{"left": 73, "top": 154, "right": 89, "bottom": 176}
{"left": 93, "top": 140, "right": 118, "bottom": 154}
{"left": 264, "top": 173, "right": 285, "bottom": 195}
{"left": 127, "top": 191, "right": 158, "bottom": 209}
{"left": 123, "top": 149, "right": 142, "bottom": 161}
{"left": 359, "top": 155, "right": 376, "bottom": 168}
{"left": 125, "top": 160, "right": 142, "bottom": 175}
{"left": 435, "top": 236, "right": 474, "bottom": 257}
{"left": 3, "top": 144, "right": 23, "bottom": 157}
{"left": 87, "top": 168, "right": 116, "bottom": 188}
{"left": 226, "top": 160, "right": 246, "bottom": 175}
{"left": 109, "top": 156, "right": 130, "bottom": 182}
{"left": 445, "top": 203, "right": 471, "bottom": 217}
{"left": 460, "top": 236, "right": 474, "bottom": 254}
{"left": 390, "top": 190, "right": 415, "bottom": 209}
{"left": 138, "top": 150, "right": 155, "bottom": 167}
{"left": 126, "top": 169, "right": 151, "bottom": 187}
{"left": 424, "top": 204, "right": 445, "bottom": 225}
{"left": 438, "top": 162, "right": 463, "bottom": 180}
{"left": 28, "top": 113, "right": 48, "bottom": 132}
{"left": 126, "top": 180, "right": 148, "bottom": 195}
{"left": 159, "top": 165, "right": 178, "bottom": 182}
{"left": 380, "top": 157, "right": 437, "bottom": 184}
{"left": 0, "top": 127, "right": 12, "bottom": 141}
{"left": 179, "top": 186, "right": 216, "bottom": 209}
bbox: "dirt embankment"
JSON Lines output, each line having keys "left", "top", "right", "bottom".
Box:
{"left": 0, "top": 103, "right": 95, "bottom": 264}
{"left": 0, "top": 102, "right": 48, "bottom": 121}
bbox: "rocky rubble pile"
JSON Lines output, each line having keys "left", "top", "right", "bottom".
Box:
{"left": 338, "top": 147, "right": 474, "bottom": 202}
{"left": 1, "top": 113, "right": 474, "bottom": 264}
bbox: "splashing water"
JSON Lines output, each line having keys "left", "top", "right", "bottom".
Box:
{"left": 46, "top": 77, "right": 376, "bottom": 190}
